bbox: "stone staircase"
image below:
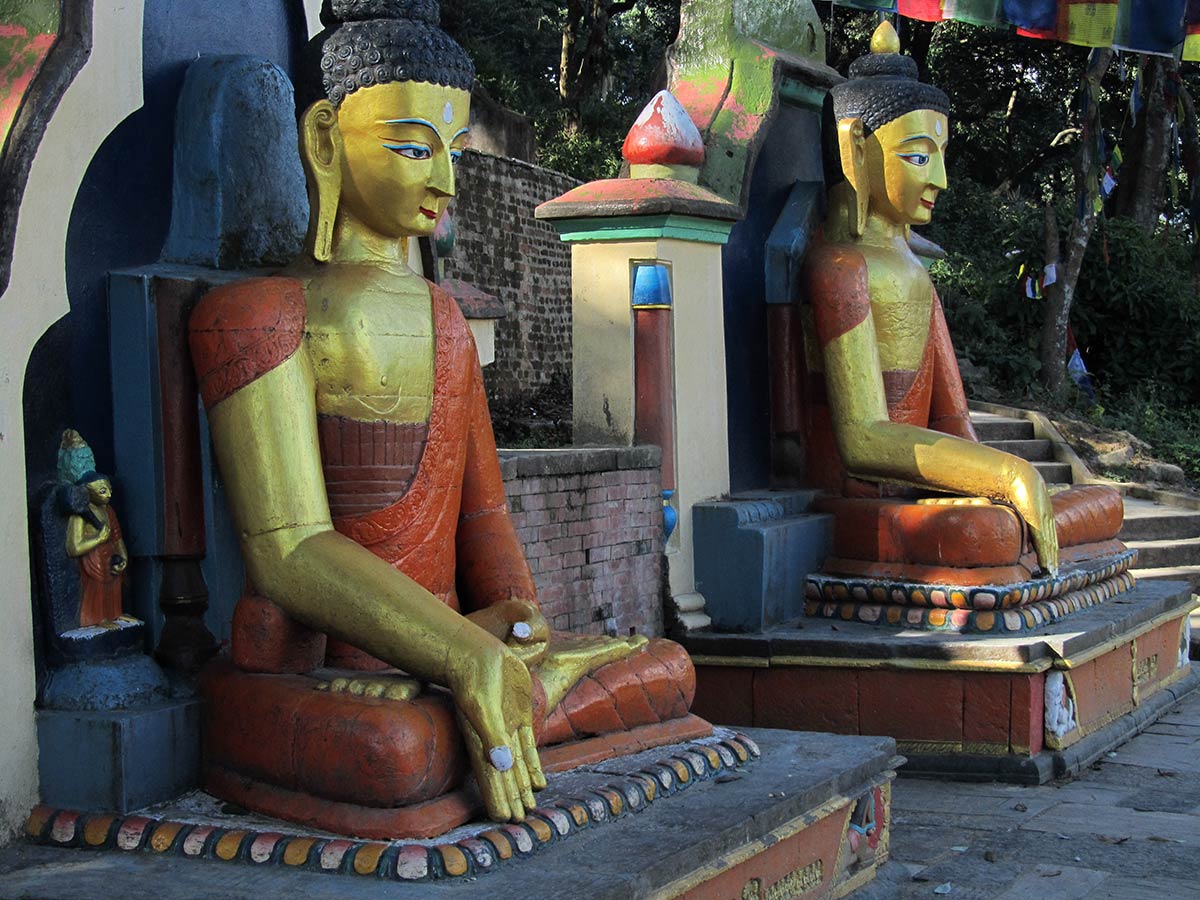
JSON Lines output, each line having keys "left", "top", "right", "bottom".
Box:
{"left": 972, "top": 410, "right": 1200, "bottom": 593}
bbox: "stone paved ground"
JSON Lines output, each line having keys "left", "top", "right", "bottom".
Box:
{"left": 886, "top": 690, "right": 1200, "bottom": 899}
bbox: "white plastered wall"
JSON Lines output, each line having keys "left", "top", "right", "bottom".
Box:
{"left": 568, "top": 236, "right": 730, "bottom": 600}
{"left": 0, "top": 2, "right": 144, "bottom": 843}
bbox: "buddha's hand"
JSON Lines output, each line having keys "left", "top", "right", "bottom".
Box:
{"left": 1005, "top": 459, "right": 1059, "bottom": 576}
{"left": 465, "top": 599, "right": 550, "bottom": 667}
{"left": 449, "top": 635, "right": 546, "bottom": 823}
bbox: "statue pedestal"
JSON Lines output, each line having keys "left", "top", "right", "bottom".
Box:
{"left": 684, "top": 580, "right": 1197, "bottom": 783}
{"left": 19, "top": 728, "right": 900, "bottom": 899}
{"left": 37, "top": 698, "right": 202, "bottom": 813}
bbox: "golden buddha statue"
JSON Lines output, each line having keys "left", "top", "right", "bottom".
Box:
{"left": 800, "top": 22, "right": 1132, "bottom": 632}
{"left": 188, "top": 0, "right": 700, "bottom": 836}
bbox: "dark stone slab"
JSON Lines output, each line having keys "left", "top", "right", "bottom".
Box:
{"left": 4, "top": 728, "right": 897, "bottom": 900}
{"left": 685, "top": 579, "right": 1195, "bottom": 668}
{"left": 37, "top": 698, "right": 203, "bottom": 813}
{"left": 902, "top": 669, "right": 1200, "bottom": 786}
{"left": 497, "top": 445, "right": 660, "bottom": 479}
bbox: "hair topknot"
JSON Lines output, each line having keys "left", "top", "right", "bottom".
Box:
{"left": 323, "top": 0, "right": 440, "bottom": 25}
{"left": 317, "top": 0, "right": 474, "bottom": 106}
{"left": 830, "top": 25, "right": 948, "bottom": 135}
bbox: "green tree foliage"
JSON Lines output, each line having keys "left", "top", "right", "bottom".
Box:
{"left": 443, "top": 0, "right": 679, "bottom": 181}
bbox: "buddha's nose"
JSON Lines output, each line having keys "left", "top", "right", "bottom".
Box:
{"left": 429, "top": 151, "right": 455, "bottom": 198}
{"left": 930, "top": 154, "right": 948, "bottom": 191}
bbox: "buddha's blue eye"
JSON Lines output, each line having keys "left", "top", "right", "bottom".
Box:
{"left": 383, "top": 142, "right": 432, "bottom": 160}
{"left": 450, "top": 150, "right": 462, "bottom": 165}
{"left": 897, "top": 152, "right": 930, "bottom": 166}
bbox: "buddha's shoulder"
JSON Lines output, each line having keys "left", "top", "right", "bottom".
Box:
{"left": 191, "top": 276, "right": 308, "bottom": 336}
{"left": 804, "top": 238, "right": 868, "bottom": 274}
{"left": 190, "top": 276, "right": 309, "bottom": 408}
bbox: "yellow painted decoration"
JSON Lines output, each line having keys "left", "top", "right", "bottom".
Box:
{"left": 283, "top": 838, "right": 317, "bottom": 866}
{"left": 150, "top": 822, "right": 184, "bottom": 853}
{"left": 215, "top": 830, "right": 246, "bottom": 860}
{"left": 437, "top": 844, "right": 470, "bottom": 876}
{"left": 83, "top": 816, "right": 114, "bottom": 846}
{"left": 353, "top": 843, "right": 387, "bottom": 875}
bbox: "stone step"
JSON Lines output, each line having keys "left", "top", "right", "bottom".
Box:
{"left": 982, "top": 438, "right": 1054, "bottom": 461}
{"left": 1119, "top": 497, "right": 1200, "bottom": 541}
{"left": 1126, "top": 537, "right": 1200, "bottom": 570}
{"left": 1033, "top": 460, "right": 1073, "bottom": 484}
{"left": 1132, "top": 565, "right": 1200, "bottom": 593}
{"left": 970, "top": 412, "right": 1035, "bottom": 442}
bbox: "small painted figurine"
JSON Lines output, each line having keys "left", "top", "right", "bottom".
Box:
{"left": 30, "top": 429, "right": 155, "bottom": 702}
{"left": 189, "top": 0, "right": 698, "bottom": 833}
{"left": 800, "top": 22, "right": 1129, "bottom": 623}
{"left": 61, "top": 433, "right": 128, "bottom": 627}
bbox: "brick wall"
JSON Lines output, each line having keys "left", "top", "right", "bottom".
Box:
{"left": 445, "top": 149, "right": 580, "bottom": 405}
{"left": 499, "top": 446, "right": 665, "bottom": 638}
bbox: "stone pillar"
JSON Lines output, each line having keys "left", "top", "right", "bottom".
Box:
{"left": 537, "top": 91, "right": 740, "bottom": 632}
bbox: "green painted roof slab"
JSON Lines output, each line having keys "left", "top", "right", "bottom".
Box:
{"left": 547, "top": 214, "right": 734, "bottom": 245}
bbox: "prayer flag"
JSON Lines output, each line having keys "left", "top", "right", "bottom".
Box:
{"left": 1184, "top": 0, "right": 1200, "bottom": 60}
{"left": 1114, "top": 0, "right": 1187, "bottom": 56}
{"left": 898, "top": 0, "right": 945, "bottom": 20}
{"left": 833, "top": 0, "right": 898, "bottom": 11}
{"left": 1061, "top": 0, "right": 1118, "bottom": 47}
{"left": 1004, "top": 0, "right": 1059, "bottom": 38}
{"left": 942, "top": 0, "right": 1006, "bottom": 25}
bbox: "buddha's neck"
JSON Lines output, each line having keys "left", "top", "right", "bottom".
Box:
{"left": 858, "top": 211, "right": 910, "bottom": 253}
{"left": 329, "top": 209, "right": 414, "bottom": 276}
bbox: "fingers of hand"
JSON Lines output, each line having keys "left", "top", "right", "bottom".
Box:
{"left": 509, "top": 732, "right": 536, "bottom": 810}
{"left": 520, "top": 725, "right": 547, "bottom": 791}
{"left": 459, "top": 713, "right": 512, "bottom": 821}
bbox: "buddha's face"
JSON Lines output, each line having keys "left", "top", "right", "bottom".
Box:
{"left": 85, "top": 478, "right": 112, "bottom": 505}
{"left": 864, "top": 108, "right": 948, "bottom": 226}
{"left": 334, "top": 81, "right": 471, "bottom": 239}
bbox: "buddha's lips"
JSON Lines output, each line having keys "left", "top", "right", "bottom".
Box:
{"left": 920, "top": 199, "right": 935, "bottom": 210}
{"left": 419, "top": 207, "right": 438, "bottom": 219}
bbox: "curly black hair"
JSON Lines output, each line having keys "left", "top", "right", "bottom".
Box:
{"left": 317, "top": 0, "right": 473, "bottom": 107}
{"left": 831, "top": 47, "right": 948, "bottom": 135}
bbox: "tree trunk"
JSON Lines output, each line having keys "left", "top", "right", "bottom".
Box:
{"left": 1039, "top": 49, "right": 1113, "bottom": 402}
{"left": 1177, "top": 80, "right": 1200, "bottom": 279}
{"left": 559, "top": 0, "right": 582, "bottom": 101}
{"left": 1112, "top": 57, "right": 1175, "bottom": 232}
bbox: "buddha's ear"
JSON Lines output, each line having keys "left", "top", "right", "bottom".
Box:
{"left": 837, "top": 118, "right": 869, "bottom": 239}
{"left": 300, "top": 100, "right": 344, "bottom": 263}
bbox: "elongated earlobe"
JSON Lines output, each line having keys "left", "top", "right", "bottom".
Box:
{"left": 837, "top": 118, "right": 869, "bottom": 239}
{"left": 300, "top": 100, "right": 343, "bottom": 263}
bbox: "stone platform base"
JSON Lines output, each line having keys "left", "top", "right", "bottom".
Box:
{"left": 37, "top": 698, "right": 202, "bottom": 812}
{"left": 16, "top": 728, "right": 898, "bottom": 899}
{"left": 685, "top": 580, "right": 1197, "bottom": 784}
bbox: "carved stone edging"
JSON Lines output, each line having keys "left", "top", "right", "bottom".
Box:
{"left": 805, "top": 551, "right": 1138, "bottom": 634}
{"left": 24, "top": 733, "right": 760, "bottom": 882}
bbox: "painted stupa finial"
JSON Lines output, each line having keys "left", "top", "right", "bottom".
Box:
{"left": 622, "top": 90, "right": 704, "bottom": 183}
{"left": 870, "top": 20, "right": 901, "bottom": 55}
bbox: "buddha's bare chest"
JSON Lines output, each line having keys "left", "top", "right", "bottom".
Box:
{"left": 301, "top": 280, "right": 435, "bottom": 424}
{"left": 862, "top": 252, "right": 934, "bottom": 372}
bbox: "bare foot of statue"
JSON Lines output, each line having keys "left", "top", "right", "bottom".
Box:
{"left": 314, "top": 672, "right": 422, "bottom": 701}
{"left": 535, "top": 633, "right": 650, "bottom": 711}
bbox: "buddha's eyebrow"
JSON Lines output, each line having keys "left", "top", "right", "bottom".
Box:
{"left": 451, "top": 126, "right": 470, "bottom": 142}
{"left": 899, "top": 134, "right": 937, "bottom": 144}
{"left": 382, "top": 117, "right": 441, "bottom": 135}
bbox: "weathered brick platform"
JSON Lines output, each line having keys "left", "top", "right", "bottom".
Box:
{"left": 685, "top": 580, "right": 1198, "bottom": 783}
{"left": 9, "top": 729, "right": 900, "bottom": 899}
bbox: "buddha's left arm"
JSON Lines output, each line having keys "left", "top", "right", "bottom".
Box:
{"left": 456, "top": 356, "right": 538, "bottom": 614}
{"left": 926, "top": 291, "right": 978, "bottom": 442}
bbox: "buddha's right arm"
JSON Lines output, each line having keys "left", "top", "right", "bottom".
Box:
{"left": 823, "top": 320, "right": 1059, "bottom": 573}
{"left": 189, "top": 278, "right": 498, "bottom": 684}
{"left": 803, "top": 241, "right": 1057, "bottom": 570}
{"left": 205, "top": 354, "right": 496, "bottom": 681}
